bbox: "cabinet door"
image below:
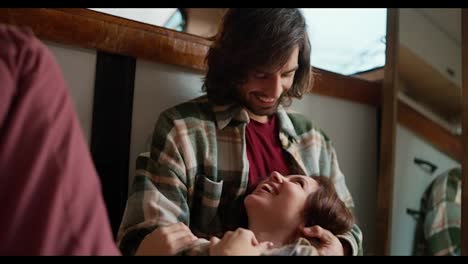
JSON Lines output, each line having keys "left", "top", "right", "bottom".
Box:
{"left": 399, "top": 8, "right": 461, "bottom": 87}
{"left": 390, "top": 125, "right": 459, "bottom": 255}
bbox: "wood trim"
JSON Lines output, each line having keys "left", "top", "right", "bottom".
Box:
{"left": 398, "top": 43, "right": 462, "bottom": 123}
{"left": 0, "top": 8, "right": 381, "bottom": 107}
{"left": 461, "top": 8, "right": 468, "bottom": 257}
{"left": 375, "top": 8, "right": 399, "bottom": 256}
{"left": 0, "top": 8, "right": 210, "bottom": 71}
{"left": 53, "top": 8, "right": 212, "bottom": 46}
{"left": 352, "top": 67, "right": 385, "bottom": 82}
{"left": 398, "top": 100, "right": 462, "bottom": 163}
{"left": 313, "top": 68, "right": 381, "bottom": 107}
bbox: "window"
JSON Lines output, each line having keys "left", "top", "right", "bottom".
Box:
{"left": 301, "top": 8, "right": 387, "bottom": 75}
{"left": 88, "top": 8, "right": 186, "bottom": 32}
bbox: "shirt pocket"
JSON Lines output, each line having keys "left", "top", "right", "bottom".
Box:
{"left": 191, "top": 174, "right": 224, "bottom": 235}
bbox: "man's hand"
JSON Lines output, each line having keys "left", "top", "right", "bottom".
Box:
{"left": 209, "top": 228, "right": 273, "bottom": 256}
{"left": 301, "top": 225, "right": 345, "bottom": 256}
{"left": 135, "top": 222, "right": 198, "bottom": 256}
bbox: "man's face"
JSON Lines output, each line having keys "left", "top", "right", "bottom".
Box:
{"left": 237, "top": 46, "right": 299, "bottom": 120}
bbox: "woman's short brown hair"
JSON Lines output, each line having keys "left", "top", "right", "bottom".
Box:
{"left": 202, "top": 8, "right": 313, "bottom": 106}
{"left": 303, "top": 176, "right": 355, "bottom": 235}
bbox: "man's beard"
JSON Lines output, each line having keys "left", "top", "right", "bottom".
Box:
{"left": 241, "top": 94, "right": 284, "bottom": 117}
{"left": 245, "top": 102, "right": 280, "bottom": 117}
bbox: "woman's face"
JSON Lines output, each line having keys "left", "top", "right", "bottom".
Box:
{"left": 244, "top": 171, "right": 319, "bottom": 228}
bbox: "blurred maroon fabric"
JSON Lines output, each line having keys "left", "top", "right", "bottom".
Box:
{"left": 0, "top": 24, "right": 120, "bottom": 256}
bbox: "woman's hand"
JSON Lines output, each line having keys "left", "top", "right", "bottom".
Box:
{"left": 209, "top": 228, "right": 273, "bottom": 256}
{"left": 301, "top": 225, "right": 345, "bottom": 256}
{"left": 135, "top": 222, "right": 198, "bottom": 256}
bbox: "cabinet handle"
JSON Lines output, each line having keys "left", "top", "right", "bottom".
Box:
{"left": 413, "top": 158, "right": 437, "bottom": 174}
{"left": 406, "top": 208, "right": 423, "bottom": 220}
{"left": 446, "top": 67, "right": 455, "bottom": 77}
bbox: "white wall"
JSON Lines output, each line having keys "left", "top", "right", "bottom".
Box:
{"left": 43, "top": 41, "right": 97, "bottom": 144}
{"left": 292, "top": 95, "right": 378, "bottom": 254}
{"left": 390, "top": 125, "right": 459, "bottom": 255}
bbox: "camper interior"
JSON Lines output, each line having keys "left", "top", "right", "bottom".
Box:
{"left": 0, "top": 8, "right": 466, "bottom": 256}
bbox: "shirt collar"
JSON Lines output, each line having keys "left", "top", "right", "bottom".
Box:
{"left": 212, "top": 103, "right": 250, "bottom": 130}
{"left": 212, "top": 103, "right": 299, "bottom": 140}
{"left": 276, "top": 105, "right": 299, "bottom": 140}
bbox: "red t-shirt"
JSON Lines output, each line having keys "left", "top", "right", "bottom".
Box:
{"left": 245, "top": 115, "right": 290, "bottom": 193}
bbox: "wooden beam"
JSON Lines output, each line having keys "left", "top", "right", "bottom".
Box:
{"left": 313, "top": 68, "right": 381, "bottom": 107}
{"left": 375, "top": 8, "right": 399, "bottom": 256}
{"left": 461, "top": 8, "right": 468, "bottom": 257}
{"left": 352, "top": 67, "right": 385, "bottom": 82}
{"left": 398, "top": 100, "right": 462, "bottom": 163}
{"left": 0, "top": 8, "right": 210, "bottom": 71}
{"left": 398, "top": 43, "right": 462, "bottom": 123}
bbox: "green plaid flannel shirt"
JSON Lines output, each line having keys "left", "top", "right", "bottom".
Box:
{"left": 414, "top": 167, "right": 461, "bottom": 256}
{"left": 117, "top": 95, "right": 363, "bottom": 256}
